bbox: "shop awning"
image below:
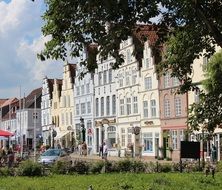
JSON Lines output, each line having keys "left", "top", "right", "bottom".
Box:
{"left": 0, "top": 129, "right": 14, "bottom": 137}
{"left": 54, "top": 131, "right": 69, "bottom": 140}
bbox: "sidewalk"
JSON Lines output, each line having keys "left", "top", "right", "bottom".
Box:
{"left": 70, "top": 153, "right": 172, "bottom": 163}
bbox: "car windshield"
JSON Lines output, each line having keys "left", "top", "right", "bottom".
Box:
{"left": 41, "top": 149, "right": 61, "bottom": 156}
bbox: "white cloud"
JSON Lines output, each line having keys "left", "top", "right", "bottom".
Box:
{"left": 0, "top": 0, "right": 63, "bottom": 98}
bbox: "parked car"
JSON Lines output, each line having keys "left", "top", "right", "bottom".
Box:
{"left": 37, "top": 149, "right": 72, "bottom": 165}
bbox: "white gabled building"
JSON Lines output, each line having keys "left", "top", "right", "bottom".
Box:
{"left": 116, "top": 37, "right": 141, "bottom": 157}
{"left": 41, "top": 77, "right": 54, "bottom": 146}
{"left": 139, "top": 39, "right": 161, "bottom": 158}
{"left": 73, "top": 61, "right": 95, "bottom": 154}
{"left": 94, "top": 54, "right": 117, "bottom": 155}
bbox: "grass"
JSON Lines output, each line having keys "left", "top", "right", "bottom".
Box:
{"left": 0, "top": 173, "right": 221, "bottom": 190}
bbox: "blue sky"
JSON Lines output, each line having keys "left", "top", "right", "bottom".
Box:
{"left": 0, "top": 0, "right": 63, "bottom": 98}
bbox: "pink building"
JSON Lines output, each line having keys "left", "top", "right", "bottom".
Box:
{"left": 159, "top": 72, "right": 188, "bottom": 161}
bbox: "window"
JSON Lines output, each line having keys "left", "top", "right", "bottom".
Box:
{"left": 175, "top": 97, "right": 182, "bottom": 116}
{"left": 103, "top": 70, "right": 107, "bottom": 84}
{"left": 144, "top": 58, "right": 150, "bottom": 68}
{"left": 81, "top": 103, "right": 86, "bottom": 114}
{"left": 70, "top": 112, "right": 72, "bottom": 125}
{"left": 126, "top": 97, "right": 131, "bottom": 115}
{"left": 194, "top": 89, "right": 200, "bottom": 103}
{"left": 143, "top": 101, "right": 148, "bottom": 118}
{"left": 133, "top": 96, "right": 138, "bottom": 114}
{"left": 203, "top": 56, "right": 208, "bottom": 71}
{"left": 106, "top": 96, "right": 110, "bottom": 116}
{"left": 127, "top": 49, "right": 131, "bottom": 63}
{"left": 98, "top": 72, "right": 102, "bottom": 85}
{"left": 143, "top": 133, "right": 153, "bottom": 152}
{"left": 66, "top": 112, "right": 69, "bottom": 125}
{"left": 61, "top": 113, "right": 64, "bottom": 125}
{"left": 87, "top": 101, "right": 91, "bottom": 113}
{"left": 112, "top": 95, "right": 116, "bottom": 115}
{"left": 150, "top": 99, "right": 156, "bottom": 117}
{"left": 121, "top": 128, "right": 126, "bottom": 147}
{"left": 67, "top": 95, "right": 70, "bottom": 107}
{"left": 96, "top": 98, "right": 99, "bottom": 116}
{"left": 173, "top": 77, "right": 180, "bottom": 87}
{"left": 107, "top": 126, "right": 116, "bottom": 148}
{"left": 63, "top": 96, "right": 66, "bottom": 107}
{"left": 119, "top": 77, "right": 123, "bottom": 87}
{"left": 120, "top": 99, "right": 124, "bottom": 115}
{"left": 171, "top": 130, "right": 178, "bottom": 150}
{"left": 86, "top": 83, "right": 90, "bottom": 94}
{"left": 127, "top": 128, "right": 132, "bottom": 144}
{"left": 144, "top": 77, "right": 152, "bottom": 90}
{"left": 54, "top": 102, "right": 57, "bottom": 109}
{"left": 108, "top": 69, "right": 112, "bottom": 83}
{"left": 76, "top": 104, "right": 79, "bottom": 115}
{"left": 101, "top": 97, "right": 104, "bottom": 116}
{"left": 164, "top": 99, "right": 170, "bottom": 117}
{"left": 125, "top": 71, "right": 130, "bottom": 86}
{"left": 76, "top": 86, "right": 80, "bottom": 96}
{"left": 132, "top": 71, "right": 137, "bottom": 85}
{"left": 164, "top": 72, "right": 170, "bottom": 88}
{"left": 81, "top": 85, "right": 85, "bottom": 95}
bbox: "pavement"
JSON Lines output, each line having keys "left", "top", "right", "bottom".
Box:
{"left": 70, "top": 153, "right": 173, "bottom": 163}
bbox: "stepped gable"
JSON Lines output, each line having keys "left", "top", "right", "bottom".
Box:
{"left": 25, "top": 87, "right": 42, "bottom": 108}
{"left": 47, "top": 78, "right": 54, "bottom": 99}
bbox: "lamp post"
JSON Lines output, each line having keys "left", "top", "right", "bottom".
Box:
{"left": 80, "top": 117, "right": 85, "bottom": 142}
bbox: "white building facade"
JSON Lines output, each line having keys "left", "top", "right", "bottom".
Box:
{"left": 74, "top": 63, "right": 95, "bottom": 154}
{"left": 41, "top": 77, "right": 54, "bottom": 146}
{"left": 94, "top": 54, "right": 117, "bottom": 155}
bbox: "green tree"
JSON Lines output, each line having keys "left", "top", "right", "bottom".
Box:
{"left": 188, "top": 50, "right": 222, "bottom": 133}
{"left": 39, "top": 0, "right": 222, "bottom": 91}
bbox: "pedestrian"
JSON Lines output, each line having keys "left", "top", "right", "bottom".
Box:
{"left": 78, "top": 143, "right": 82, "bottom": 156}
{"left": 7, "top": 147, "right": 14, "bottom": 168}
{"left": 103, "top": 142, "right": 108, "bottom": 161}
{"left": 82, "top": 142, "right": 87, "bottom": 156}
{"left": 99, "top": 144, "right": 103, "bottom": 157}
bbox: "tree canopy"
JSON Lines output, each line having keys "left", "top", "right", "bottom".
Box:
{"left": 39, "top": 0, "right": 222, "bottom": 92}
{"left": 188, "top": 50, "right": 222, "bottom": 134}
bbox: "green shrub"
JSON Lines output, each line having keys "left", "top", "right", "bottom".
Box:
{"left": 145, "top": 162, "right": 158, "bottom": 173}
{"left": 0, "top": 167, "right": 9, "bottom": 177}
{"left": 18, "top": 160, "right": 42, "bottom": 176}
{"left": 90, "top": 161, "right": 104, "bottom": 174}
{"left": 131, "top": 160, "right": 146, "bottom": 173}
{"left": 69, "top": 160, "right": 89, "bottom": 174}
{"left": 52, "top": 160, "right": 69, "bottom": 174}
{"left": 115, "top": 159, "right": 133, "bottom": 172}
{"left": 159, "top": 163, "right": 172, "bottom": 173}
{"left": 216, "top": 161, "right": 222, "bottom": 172}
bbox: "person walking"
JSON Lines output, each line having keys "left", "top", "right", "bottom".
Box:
{"left": 7, "top": 147, "right": 14, "bottom": 168}
{"left": 103, "top": 142, "right": 108, "bottom": 161}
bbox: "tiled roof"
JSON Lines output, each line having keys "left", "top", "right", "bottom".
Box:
{"left": 24, "top": 87, "right": 42, "bottom": 108}
{"left": 0, "top": 98, "right": 18, "bottom": 108}
{"left": 134, "top": 24, "right": 159, "bottom": 46}
{"left": 0, "top": 99, "right": 8, "bottom": 107}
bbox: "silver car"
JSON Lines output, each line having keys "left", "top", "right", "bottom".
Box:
{"left": 37, "top": 149, "right": 72, "bottom": 165}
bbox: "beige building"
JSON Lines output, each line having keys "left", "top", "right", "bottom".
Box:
{"left": 51, "top": 62, "right": 76, "bottom": 148}
{"left": 189, "top": 46, "right": 222, "bottom": 161}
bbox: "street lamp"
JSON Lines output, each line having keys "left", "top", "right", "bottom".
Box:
{"left": 51, "top": 122, "right": 57, "bottom": 149}
{"left": 80, "top": 117, "right": 86, "bottom": 142}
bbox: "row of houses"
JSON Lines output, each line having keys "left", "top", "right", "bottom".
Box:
{"left": 1, "top": 26, "right": 222, "bottom": 161}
